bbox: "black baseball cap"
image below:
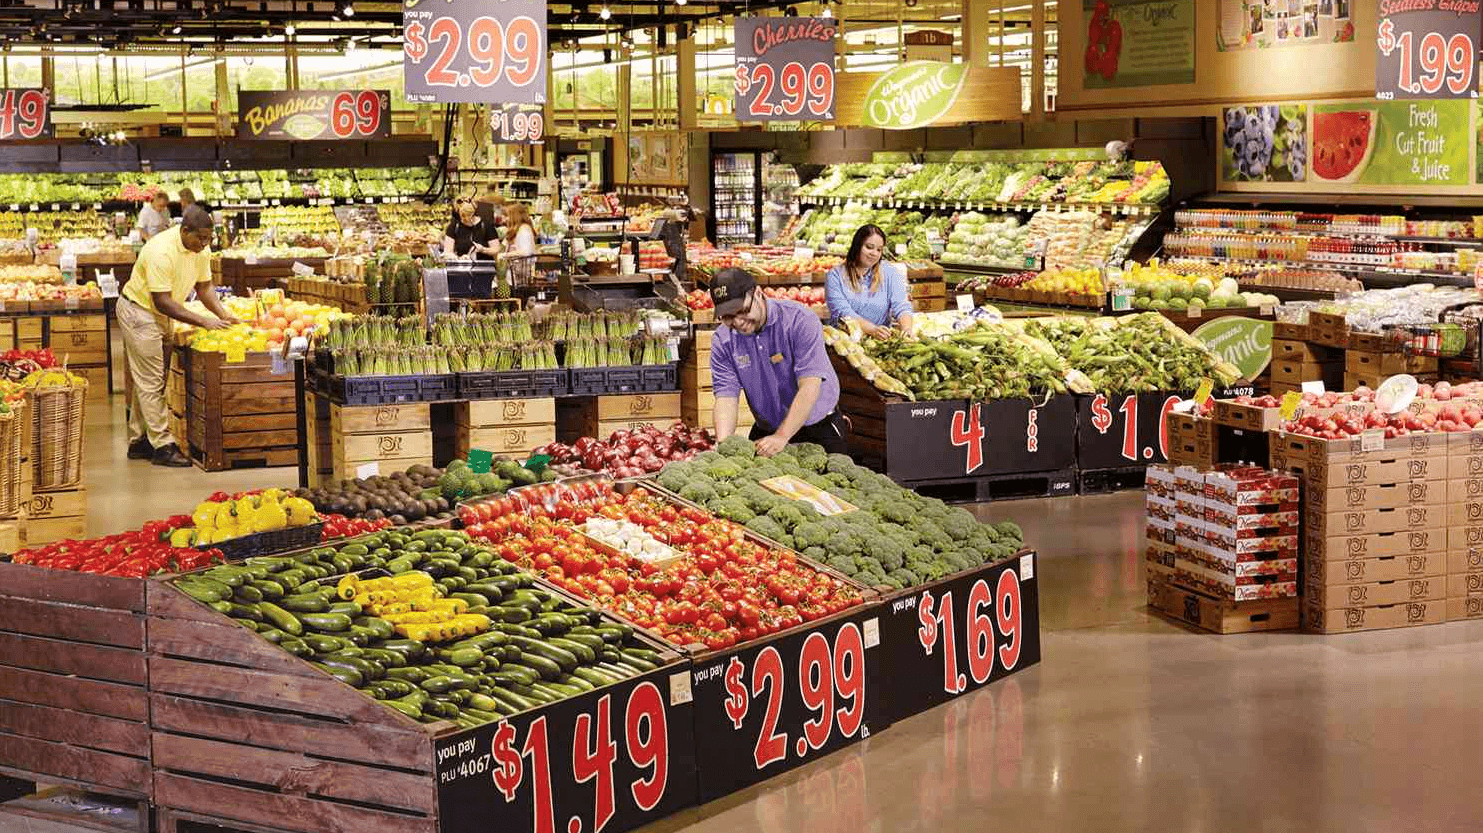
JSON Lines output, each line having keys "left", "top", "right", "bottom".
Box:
{"left": 710, "top": 268, "right": 756, "bottom": 317}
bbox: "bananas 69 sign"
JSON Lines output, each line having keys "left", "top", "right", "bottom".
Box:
{"left": 237, "top": 90, "right": 391, "bottom": 140}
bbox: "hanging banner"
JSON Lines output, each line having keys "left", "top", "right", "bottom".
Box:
{"left": 236, "top": 90, "right": 391, "bottom": 140}
{"left": 490, "top": 103, "right": 544, "bottom": 145}
{"left": 403, "top": 0, "right": 546, "bottom": 104}
{"left": 1312, "top": 100, "right": 1468, "bottom": 186}
{"left": 1217, "top": 0, "right": 1355, "bottom": 51}
{"left": 0, "top": 88, "right": 51, "bottom": 140}
{"left": 733, "top": 16, "right": 837, "bottom": 122}
{"left": 1220, "top": 104, "right": 1309, "bottom": 183}
{"left": 1376, "top": 0, "right": 1479, "bottom": 100}
{"left": 1082, "top": 0, "right": 1196, "bottom": 88}
{"left": 832, "top": 64, "right": 1022, "bottom": 129}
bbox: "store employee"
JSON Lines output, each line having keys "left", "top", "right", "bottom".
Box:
{"left": 709, "top": 268, "right": 847, "bottom": 456}
{"left": 119, "top": 206, "right": 237, "bottom": 467}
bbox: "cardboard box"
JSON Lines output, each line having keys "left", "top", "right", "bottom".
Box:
{"left": 1302, "top": 599, "right": 1446, "bottom": 634}
{"left": 1306, "top": 505, "right": 1440, "bottom": 536}
{"left": 1448, "top": 549, "right": 1483, "bottom": 574}
{"left": 1450, "top": 480, "right": 1483, "bottom": 506}
{"left": 1307, "top": 529, "right": 1440, "bottom": 560}
{"left": 1449, "top": 455, "right": 1483, "bottom": 480}
{"left": 1309, "top": 481, "right": 1446, "bottom": 512}
{"left": 1276, "top": 430, "right": 1448, "bottom": 464}
{"left": 1450, "top": 526, "right": 1483, "bottom": 551}
{"left": 1304, "top": 456, "right": 1444, "bottom": 488}
{"left": 1272, "top": 338, "right": 1334, "bottom": 363}
{"left": 1307, "top": 552, "right": 1443, "bottom": 586}
{"left": 1448, "top": 501, "right": 1483, "bottom": 527}
{"left": 1213, "top": 401, "right": 1282, "bottom": 432}
{"left": 1271, "top": 359, "right": 1342, "bottom": 386}
{"left": 1447, "top": 596, "right": 1483, "bottom": 620}
{"left": 1345, "top": 350, "right": 1438, "bottom": 377}
{"left": 1305, "top": 575, "right": 1445, "bottom": 607}
{"left": 0, "top": 521, "right": 20, "bottom": 554}
{"left": 1449, "top": 431, "right": 1483, "bottom": 456}
{"left": 1447, "top": 572, "right": 1483, "bottom": 597}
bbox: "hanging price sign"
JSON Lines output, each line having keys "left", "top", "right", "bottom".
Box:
{"left": 690, "top": 606, "right": 882, "bottom": 802}
{"left": 0, "top": 89, "right": 51, "bottom": 140}
{"left": 492, "top": 103, "right": 545, "bottom": 145}
{"left": 404, "top": 0, "right": 546, "bottom": 104}
{"left": 436, "top": 665, "right": 697, "bottom": 833}
{"left": 733, "top": 16, "right": 837, "bottom": 122}
{"left": 237, "top": 90, "right": 390, "bottom": 140}
{"left": 876, "top": 554, "right": 1041, "bottom": 724}
{"left": 1376, "top": 2, "right": 1479, "bottom": 100}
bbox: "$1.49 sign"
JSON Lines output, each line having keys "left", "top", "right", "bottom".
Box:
{"left": 404, "top": 0, "right": 546, "bottom": 104}
{"left": 0, "top": 89, "right": 50, "bottom": 140}
{"left": 1376, "top": 2, "right": 1479, "bottom": 100}
{"left": 733, "top": 16, "right": 836, "bottom": 122}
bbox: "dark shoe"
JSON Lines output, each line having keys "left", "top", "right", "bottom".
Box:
{"left": 151, "top": 443, "right": 192, "bottom": 467}
{"left": 127, "top": 438, "right": 154, "bottom": 460}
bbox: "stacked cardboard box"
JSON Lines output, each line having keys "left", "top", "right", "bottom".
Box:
{"left": 1446, "top": 432, "right": 1483, "bottom": 622}
{"left": 1269, "top": 338, "right": 1343, "bottom": 396}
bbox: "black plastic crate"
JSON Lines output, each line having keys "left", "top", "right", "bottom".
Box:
{"left": 196, "top": 521, "right": 323, "bottom": 560}
{"left": 417, "top": 373, "right": 458, "bottom": 401}
{"left": 531, "top": 369, "right": 569, "bottom": 396}
{"left": 332, "top": 374, "right": 425, "bottom": 405}
{"left": 568, "top": 367, "right": 609, "bottom": 395}
{"left": 458, "top": 370, "right": 535, "bottom": 398}
{"left": 638, "top": 363, "right": 678, "bottom": 392}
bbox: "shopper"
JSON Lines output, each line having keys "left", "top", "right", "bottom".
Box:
{"left": 177, "top": 188, "right": 196, "bottom": 213}
{"left": 476, "top": 185, "right": 504, "bottom": 227}
{"left": 709, "top": 267, "right": 846, "bottom": 457}
{"left": 442, "top": 196, "right": 495, "bottom": 260}
{"left": 497, "top": 202, "right": 538, "bottom": 260}
{"left": 825, "top": 224, "right": 914, "bottom": 337}
{"left": 136, "top": 191, "right": 171, "bottom": 241}
{"left": 119, "top": 205, "right": 238, "bottom": 467}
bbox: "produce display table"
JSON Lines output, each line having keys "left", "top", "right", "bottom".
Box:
{"left": 0, "top": 303, "right": 115, "bottom": 398}
{"left": 182, "top": 348, "right": 299, "bottom": 471}
{"left": 220, "top": 257, "right": 328, "bottom": 298}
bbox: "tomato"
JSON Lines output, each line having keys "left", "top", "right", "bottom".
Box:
{"left": 544, "top": 565, "right": 565, "bottom": 581}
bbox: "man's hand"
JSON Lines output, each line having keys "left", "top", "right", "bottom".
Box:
{"left": 218, "top": 313, "right": 242, "bottom": 326}
{"left": 755, "top": 434, "right": 789, "bottom": 458}
{"left": 199, "top": 317, "right": 231, "bottom": 331}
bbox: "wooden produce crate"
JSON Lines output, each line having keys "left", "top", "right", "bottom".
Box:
{"left": 45, "top": 314, "right": 109, "bottom": 368}
{"left": 15, "top": 317, "right": 42, "bottom": 344}
{"left": 453, "top": 397, "right": 556, "bottom": 459}
{"left": 23, "top": 486, "right": 86, "bottom": 546}
{"left": 1147, "top": 571, "right": 1299, "bottom": 634}
{"left": 305, "top": 393, "right": 334, "bottom": 488}
{"left": 185, "top": 349, "right": 299, "bottom": 471}
{"left": 329, "top": 402, "right": 433, "bottom": 483}
{"left": 0, "top": 562, "right": 152, "bottom": 801}
{"left": 1306, "top": 311, "right": 1349, "bottom": 348}
{"left": 681, "top": 388, "right": 753, "bottom": 433}
{"left": 556, "top": 393, "right": 681, "bottom": 442}
{"left": 68, "top": 364, "right": 110, "bottom": 402}
{"left": 219, "top": 257, "right": 327, "bottom": 297}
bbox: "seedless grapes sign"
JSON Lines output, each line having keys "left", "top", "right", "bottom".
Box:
{"left": 237, "top": 91, "right": 390, "bottom": 140}
{"left": 1376, "top": 1, "right": 1479, "bottom": 100}
{"left": 403, "top": 0, "right": 546, "bottom": 104}
{"left": 733, "top": 17, "right": 836, "bottom": 122}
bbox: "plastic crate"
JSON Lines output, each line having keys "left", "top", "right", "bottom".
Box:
{"left": 331, "top": 374, "right": 425, "bottom": 405}
{"left": 638, "top": 363, "right": 679, "bottom": 392}
{"left": 196, "top": 521, "right": 323, "bottom": 560}
{"left": 459, "top": 370, "right": 532, "bottom": 398}
{"left": 568, "top": 367, "right": 609, "bottom": 394}
{"left": 417, "top": 374, "right": 459, "bottom": 401}
{"left": 531, "top": 369, "right": 569, "bottom": 396}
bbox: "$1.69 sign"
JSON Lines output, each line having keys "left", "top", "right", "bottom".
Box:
{"left": 1376, "top": 3, "right": 1479, "bottom": 100}
{"left": 733, "top": 16, "right": 836, "bottom": 121}
{"left": 403, "top": 0, "right": 546, "bottom": 104}
{"left": 0, "top": 89, "right": 50, "bottom": 140}
{"left": 436, "top": 671, "right": 697, "bottom": 833}
{"left": 693, "top": 612, "right": 878, "bottom": 801}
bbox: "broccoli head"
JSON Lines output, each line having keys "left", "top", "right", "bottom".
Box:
{"left": 888, "top": 566, "right": 922, "bottom": 588}
{"left": 793, "top": 521, "right": 830, "bottom": 550}
{"left": 802, "top": 546, "right": 827, "bottom": 563}
{"left": 693, "top": 450, "right": 722, "bottom": 467}
{"left": 744, "top": 515, "right": 788, "bottom": 545}
{"left": 941, "top": 508, "right": 980, "bottom": 542}
{"left": 853, "top": 554, "right": 884, "bottom": 574}
{"left": 873, "top": 497, "right": 915, "bottom": 526}
{"left": 657, "top": 464, "right": 695, "bottom": 493}
{"left": 767, "top": 502, "right": 808, "bottom": 529}
{"left": 904, "top": 545, "right": 936, "bottom": 567}
{"left": 717, "top": 435, "right": 757, "bottom": 459}
{"left": 826, "top": 453, "right": 859, "bottom": 476}
{"left": 825, "top": 554, "right": 857, "bottom": 574}
{"left": 711, "top": 477, "right": 738, "bottom": 498}
{"left": 749, "top": 462, "right": 783, "bottom": 481}
{"left": 712, "top": 496, "right": 755, "bottom": 523}
{"left": 864, "top": 536, "right": 905, "bottom": 572}
{"left": 914, "top": 523, "right": 953, "bottom": 553}
{"left": 824, "top": 472, "right": 854, "bottom": 491}
{"left": 678, "top": 480, "right": 718, "bottom": 503}
{"left": 705, "top": 458, "right": 745, "bottom": 480}
{"left": 738, "top": 482, "right": 778, "bottom": 514}
{"left": 826, "top": 530, "right": 862, "bottom": 559}
{"left": 994, "top": 520, "right": 1024, "bottom": 546}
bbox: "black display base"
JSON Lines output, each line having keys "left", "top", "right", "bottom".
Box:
{"left": 894, "top": 468, "right": 1077, "bottom": 504}
{"left": 1076, "top": 466, "right": 1149, "bottom": 495}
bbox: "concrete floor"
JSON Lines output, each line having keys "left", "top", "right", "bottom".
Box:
{"left": 71, "top": 394, "right": 1483, "bottom": 833}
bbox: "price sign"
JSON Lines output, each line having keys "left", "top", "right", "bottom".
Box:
{"left": 877, "top": 554, "right": 1040, "bottom": 724}
{"left": 491, "top": 103, "right": 545, "bottom": 145}
{"left": 691, "top": 607, "right": 881, "bottom": 801}
{"left": 1076, "top": 390, "right": 1187, "bottom": 470}
{"left": 1376, "top": 4, "right": 1479, "bottom": 100}
{"left": 403, "top": 0, "right": 546, "bottom": 104}
{"left": 733, "top": 17, "right": 836, "bottom": 122}
{"left": 0, "top": 89, "right": 51, "bottom": 140}
{"left": 237, "top": 90, "right": 391, "bottom": 140}
{"left": 437, "top": 666, "right": 697, "bottom": 833}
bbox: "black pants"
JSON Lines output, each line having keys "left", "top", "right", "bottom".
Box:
{"left": 749, "top": 411, "right": 849, "bottom": 455}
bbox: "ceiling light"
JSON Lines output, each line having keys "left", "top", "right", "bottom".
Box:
{"left": 676, "top": 0, "right": 686, "bottom": 5}
{"left": 599, "top": 5, "right": 611, "bottom": 19}
{"left": 821, "top": 5, "right": 833, "bottom": 18}
{"left": 342, "top": 2, "right": 354, "bottom": 15}
{"left": 171, "top": 24, "right": 181, "bottom": 34}
{"left": 285, "top": 24, "right": 295, "bottom": 35}
{"left": 344, "top": 38, "right": 356, "bottom": 52}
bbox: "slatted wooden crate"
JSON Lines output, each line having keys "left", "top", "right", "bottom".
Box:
{"left": 557, "top": 393, "right": 682, "bottom": 442}
{"left": 679, "top": 331, "right": 752, "bottom": 432}
{"left": 185, "top": 348, "right": 299, "bottom": 471}
{"left": 329, "top": 402, "right": 433, "bottom": 483}
{"left": 0, "top": 562, "right": 152, "bottom": 803}
{"left": 305, "top": 392, "right": 334, "bottom": 488}
{"left": 453, "top": 397, "right": 556, "bottom": 459}
{"left": 23, "top": 486, "right": 87, "bottom": 546}
{"left": 46, "top": 314, "right": 109, "bottom": 367}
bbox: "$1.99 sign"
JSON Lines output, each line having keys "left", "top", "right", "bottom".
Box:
{"left": 435, "top": 672, "right": 697, "bottom": 833}
{"left": 733, "top": 16, "right": 836, "bottom": 121}
{"left": 1376, "top": 2, "right": 1479, "bottom": 100}
{"left": 403, "top": 0, "right": 546, "bottom": 104}
{"left": 0, "top": 89, "right": 50, "bottom": 140}
{"left": 492, "top": 103, "right": 544, "bottom": 145}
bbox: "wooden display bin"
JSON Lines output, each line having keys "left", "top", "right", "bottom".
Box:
{"left": 23, "top": 486, "right": 87, "bottom": 545}
{"left": 185, "top": 349, "right": 299, "bottom": 471}
{"left": 453, "top": 397, "right": 556, "bottom": 459}
{"left": 556, "top": 393, "right": 681, "bottom": 442}
{"left": 329, "top": 402, "right": 433, "bottom": 483}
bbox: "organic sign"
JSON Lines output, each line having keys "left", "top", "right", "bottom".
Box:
{"left": 0, "top": 89, "right": 50, "bottom": 140}
{"left": 1191, "top": 316, "right": 1273, "bottom": 382}
{"left": 860, "top": 62, "right": 968, "bottom": 129}
{"left": 1376, "top": 0, "right": 1479, "bottom": 100}
{"left": 1082, "top": 0, "right": 1196, "bottom": 89}
{"left": 403, "top": 0, "right": 546, "bottom": 104}
{"left": 491, "top": 103, "right": 544, "bottom": 145}
{"left": 732, "top": 16, "right": 837, "bottom": 122}
{"left": 237, "top": 90, "right": 390, "bottom": 140}
{"left": 1312, "top": 100, "right": 1468, "bottom": 186}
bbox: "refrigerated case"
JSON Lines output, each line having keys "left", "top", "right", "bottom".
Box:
{"left": 711, "top": 151, "right": 758, "bottom": 245}
{"left": 761, "top": 153, "right": 800, "bottom": 245}
{"left": 558, "top": 139, "right": 608, "bottom": 212}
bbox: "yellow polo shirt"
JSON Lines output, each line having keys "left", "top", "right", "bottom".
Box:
{"left": 122, "top": 226, "right": 212, "bottom": 313}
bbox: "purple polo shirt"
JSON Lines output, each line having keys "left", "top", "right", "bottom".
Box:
{"left": 710, "top": 298, "right": 840, "bottom": 430}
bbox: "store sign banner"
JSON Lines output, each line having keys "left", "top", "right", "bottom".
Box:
{"left": 1312, "top": 100, "right": 1468, "bottom": 186}
{"left": 732, "top": 16, "right": 837, "bottom": 122}
{"left": 403, "top": 0, "right": 546, "bottom": 104}
{"left": 436, "top": 665, "right": 697, "bottom": 833}
{"left": 832, "top": 65, "right": 1022, "bottom": 128}
{"left": 876, "top": 554, "right": 1041, "bottom": 724}
{"left": 1376, "top": 1, "right": 1479, "bottom": 100}
{"left": 1216, "top": 0, "right": 1355, "bottom": 52}
{"left": 491, "top": 103, "right": 544, "bottom": 145}
{"left": 1191, "top": 316, "right": 1273, "bottom": 381}
{"left": 0, "top": 88, "right": 51, "bottom": 140}
{"left": 1082, "top": 0, "right": 1196, "bottom": 89}
{"left": 236, "top": 90, "right": 391, "bottom": 140}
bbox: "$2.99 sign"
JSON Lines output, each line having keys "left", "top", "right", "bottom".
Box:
{"left": 733, "top": 16, "right": 836, "bottom": 121}
{"left": 0, "top": 89, "right": 49, "bottom": 140}
{"left": 1376, "top": 3, "right": 1479, "bottom": 100}
{"left": 403, "top": 0, "right": 545, "bottom": 104}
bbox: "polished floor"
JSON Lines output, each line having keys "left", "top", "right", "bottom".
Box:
{"left": 74, "top": 395, "right": 1483, "bottom": 833}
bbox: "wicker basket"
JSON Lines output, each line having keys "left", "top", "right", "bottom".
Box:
{"left": 30, "top": 381, "right": 85, "bottom": 491}
{"left": 0, "top": 402, "right": 25, "bottom": 517}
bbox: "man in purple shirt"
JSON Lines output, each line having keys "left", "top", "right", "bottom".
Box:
{"left": 708, "top": 268, "right": 847, "bottom": 457}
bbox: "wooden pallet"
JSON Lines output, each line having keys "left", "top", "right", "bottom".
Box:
{"left": 0, "top": 562, "right": 152, "bottom": 799}
{"left": 185, "top": 349, "right": 298, "bottom": 471}
{"left": 1147, "top": 575, "right": 1299, "bottom": 634}
{"left": 894, "top": 468, "right": 1077, "bottom": 503}
{"left": 1077, "top": 466, "right": 1150, "bottom": 495}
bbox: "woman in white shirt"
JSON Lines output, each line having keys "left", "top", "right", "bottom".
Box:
{"left": 136, "top": 192, "right": 171, "bottom": 241}
{"left": 497, "top": 202, "right": 538, "bottom": 260}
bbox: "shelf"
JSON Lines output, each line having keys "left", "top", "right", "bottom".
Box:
{"left": 1173, "top": 226, "right": 1483, "bottom": 248}
{"left": 797, "top": 194, "right": 1160, "bottom": 216}
{"left": 1168, "top": 254, "right": 1476, "bottom": 288}
{"left": 1193, "top": 192, "right": 1483, "bottom": 211}
{"left": 940, "top": 261, "right": 1039, "bottom": 276}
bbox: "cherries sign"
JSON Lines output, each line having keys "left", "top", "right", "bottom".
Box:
{"left": 733, "top": 16, "right": 836, "bottom": 122}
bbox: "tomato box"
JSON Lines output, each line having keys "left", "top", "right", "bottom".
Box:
{"left": 1306, "top": 529, "right": 1440, "bottom": 561}
{"left": 1306, "top": 505, "right": 1441, "bottom": 537}
{"left": 1447, "top": 572, "right": 1483, "bottom": 597}
{"left": 1302, "top": 599, "right": 1447, "bottom": 634}
{"left": 1448, "top": 479, "right": 1483, "bottom": 503}
{"left": 1449, "top": 549, "right": 1483, "bottom": 574}
{"left": 1278, "top": 430, "right": 1449, "bottom": 464}
{"left": 1307, "top": 575, "right": 1445, "bottom": 608}
{"left": 1307, "top": 553, "right": 1444, "bottom": 586}
{"left": 1303, "top": 456, "right": 1444, "bottom": 488}
{"left": 1447, "top": 596, "right": 1483, "bottom": 621}
{"left": 873, "top": 552, "right": 1040, "bottom": 726}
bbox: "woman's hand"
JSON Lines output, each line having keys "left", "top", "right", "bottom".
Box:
{"left": 864, "top": 321, "right": 892, "bottom": 339}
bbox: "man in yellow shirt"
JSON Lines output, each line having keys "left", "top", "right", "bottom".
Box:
{"left": 118, "top": 205, "right": 238, "bottom": 466}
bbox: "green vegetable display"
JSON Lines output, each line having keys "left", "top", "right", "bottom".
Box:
{"left": 1020, "top": 312, "right": 1241, "bottom": 394}
{"left": 656, "top": 442, "right": 1026, "bottom": 590}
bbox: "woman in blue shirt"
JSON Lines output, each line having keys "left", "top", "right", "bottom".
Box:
{"left": 825, "top": 224, "right": 914, "bottom": 338}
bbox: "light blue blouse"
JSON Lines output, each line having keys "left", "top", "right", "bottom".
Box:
{"left": 825, "top": 261, "right": 913, "bottom": 328}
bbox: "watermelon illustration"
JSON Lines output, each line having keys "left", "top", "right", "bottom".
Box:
{"left": 1312, "top": 109, "right": 1376, "bottom": 183}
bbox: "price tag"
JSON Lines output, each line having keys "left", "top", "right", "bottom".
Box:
{"left": 1186, "top": 305, "right": 1201, "bottom": 319}
{"left": 793, "top": 246, "right": 814, "bottom": 260}
{"left": 355, "top": 461, "right": 380, "bottom": 479}
{"left": 1301, "top": 380, "right": 1325, "bottom": 395}
{"left": 1361, "top": 429, "right": 1386, "bottom": 452}
{"left": 1279, "top": 391, "right": 1303, "bottom": 420}
{"left": 730, "top": 16, "right": 837, "bottom": 121}
{"left": 1376, "top": 5, "right": 1478, "bottom": 99}
{"left": 467, "top": 448, "right": 494, "bottom": 474}
{"left": 1260, "top": 305, "right": 1275, "bottom": 316}
{"left": 64, "top": 297, "right": 78, "bottom": 309}
{"left": 955, "top": 294, "right": 974, "bottom": 312}
{"left": 269, "top": 352, "right": 288, "bottom": 375}
{"left": 1194, "top": 378, "right": 1214, "bottom": 407}
{"left": 0, "top": 89, "right": 49, "bottom": 141}
{"left": 270, "top": 199, "right": 280, "bottom": 206}
{"left": 225, "top": 344, "right": 246, "bottom": 363}
{"left": 6, "top": 205, "right": 16, "bottom": 212}
{"left": 403, "top": 0, "right": 547, "bottom": 104}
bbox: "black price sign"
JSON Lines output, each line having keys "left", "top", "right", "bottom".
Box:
{"left": 403, "top": 0, "right": 546, "bottom": 104}
{"left": 691, "top": 607, "right": 881, "bottom": 802}
{"left": 237, "top": 90, "right": 391, "bottom": 140}
{"left": 492, "top": 103, "right": 545, "bottom": 145}
{"left": 877, "top": 555, "right": 1040, "bottom": 724}
{"left": 733, "top": 16, "right": 837, "bottom": 122}
{"left": 0, "top": 89, "right": 50, "bottom": 140}
{"left": 1075, "top": 391, "right": 1187, "bottom": 470}
{"left": 1376, "top": 1, "right": 1479, "bottom": 100}
{"left": 881, "top": 397, "right": 1076, "bottom": 482}
{"left": 436, "top": 668, "right": 696, "bottom": 833}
